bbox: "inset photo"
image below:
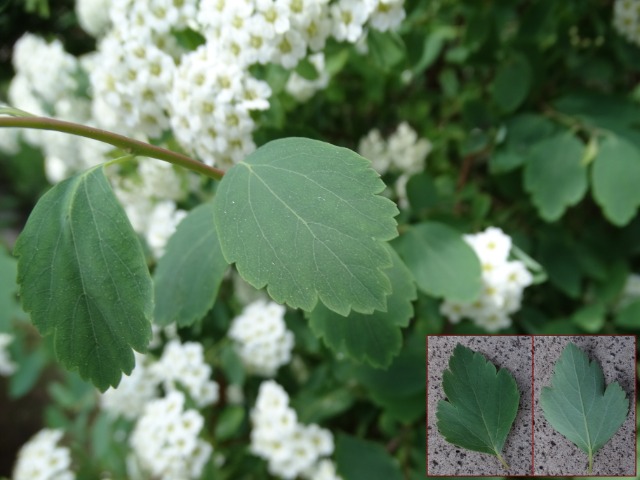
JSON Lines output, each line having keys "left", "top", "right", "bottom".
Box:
{"left": 533, "top": 335, "right": 636, "bottom": 476}
{"left": 426, "top": 336, "right": 532, "bottom": 476}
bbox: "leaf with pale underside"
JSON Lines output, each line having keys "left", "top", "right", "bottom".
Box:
{"left": 436, "top": 344, "right": 520, "bottom": 470}
{"left": 540, "top": 342, "right": 628, "bottom": 474}
{"left": 14, "top": 166, "right": 153, "bottom": 392}
{"left": 213, "top": 137, "right": 399, "bottom": 316}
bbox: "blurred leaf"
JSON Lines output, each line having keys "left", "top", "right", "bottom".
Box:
{"left": 215, "top": 406, "right": 245, "bottom": 441}
{"left": 9, "top": 347, "right": 47, "bottom": 398}
{"left": 295, "top": 57, "right": 320, "bottom": 80}
{"left": 355, "top": 335, "right": 424, "bottom": 423}
{"left": 413, "top": 26, "right": 457, "bottom": 74}
{"left": 614, "top": 300, "right": 640, "bottom": 329}
{"left": 154, "top": 201, "right": 228, "bottom": 327}
{"left": 293, "top": 387, "right": 355, "bottom": 424}
{"left": 14, "top": 166, "right": 152, "bottom": 391}
{"left": 336, "top": 435, "right": 403, "bottom": 480}
{"left": 538, "top": 234, "right": 583, "bottom": 298}
{"left": 367, "top": 30, "right": 406, "bottom": 71}
{"left": 0, "top": 247, "right": 21, "bottom": 330}
{"left": 308, "top": 248, "right": 416, "bottom": 368}
{"left": 394, "top": 222, "right": 482, "bottom": 303}
{"left": 571, "top": 303, "right": 606, "bottom": 333}
{"left": 214, "top": 138, "right": 399, "bottom": 316}
{"left": 489, "top": 114, "right": 557, "bottom": 174}
{"left": 592, "top": 135, "right": 640, "bottom": 226}
{"left": 220, "top": 343, "right": 245, "bottom": 386}
{"left": 524, "top": 132, "right": 588, "bottom": 221}
{"left": 492, "top": 54, "right": 532, "bottom": 113}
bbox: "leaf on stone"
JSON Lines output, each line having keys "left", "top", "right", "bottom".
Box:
{"left": 14, "top": 166, "right": 153, "bottom": 391}
{"left": 393, "top": 222, "right": 482, "bottom": 303}
{"left": 540, "top": 342, "right": 628, "bottom": 474}
{"left": 591, "top": 135, "right": 640, "bottom": 227}
{"left": 524, "top": 132, "right": 588, "bottom": 221}
{"left": 154, "top": 201, "right": 228, "bottom": 327}
{"left": 308, "top": 247, "right": 416, "bottom": 368}
{"left": 213, "top": 137, "right": 399, "bottom": 316}
{"left": 436, "top": 344, "right": 520, "bottom": 469}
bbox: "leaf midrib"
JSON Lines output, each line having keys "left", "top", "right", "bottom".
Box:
{"left": 569, "top": 346, "right": 594, "bottom": 457}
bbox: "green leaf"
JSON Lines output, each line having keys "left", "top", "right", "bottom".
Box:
{"left": 394, "top": 222, "right": 482, "bottom": 303}
{"left": 570, "top": 303, "right": 605, "bottom": 333}
{"left": 492, "top": 54, "right": 532, "bottom": 113}
{"left": 591, "top": 136, "right": 640, "bottom": 226}
{"left": 214, "top": 406, "right": 245, "bottom": 441}
{"left": 524, "top": 133, "right": 588, "bottom": 221}
{"left": 214, "top": 137, "right": 399, "bottom": 316}
{"left": 367, "top": 30, "right": 406, "bottom": 71}
{"left": 153, "top": 201, "right": 228, "bottom": 327}
{"left": 614, "top": 299, "right": 640, "bottom": 329}
{"left": 308, "top": 247, "right": 416, "bottom": 368}
{"left": 14, "top": 166, "right": 153, "bottom": 391}
{"left": 540, "top": 342, "right": 629, "bottom": 474}
{"left": 335, "top": 435, "right": 404, "bottom": 480}
{"left": 0, "top": 246, "right": 22, "bottom": 330}
{"left": 436, "top": 344, "right": 520, "bottom": 469}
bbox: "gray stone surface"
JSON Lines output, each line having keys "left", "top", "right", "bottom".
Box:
{"left": 427, "top": 336, "right": 533, "bottom": 476}
{"left": 533, "top": 336, "right": 636, "bottom": 476}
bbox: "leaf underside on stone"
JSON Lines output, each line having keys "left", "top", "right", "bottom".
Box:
{"left": 540, "top": 342, "right": 628, "bottom": 474}
{"left": 213, "top": 137, "right": 399, "bottom": 316}
{"left": 14, "top": 166, "right": 153, "bottom": 391}
{"left": 436, "top": 344, "right": 520, "bottom": 469}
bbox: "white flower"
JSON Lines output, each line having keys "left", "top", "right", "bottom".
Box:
{"left": 440, "top": 227, "right": 534, "bottom": 331}
{"left": 368, "top": 0, "right": 406, "bottom": 32}
{"left": 100, "top": 352, "right": 159, "bottom": 419}
{"left": 13, "top": 429, "right": 75, "bottom": 480}
{"left": 250, "top": 381, "right": 341, "bottom": 480}
{"left": 76, "top": 0, "right": 111, "bottom": 37}
{"left": 285, "top": 52, "right": 330, "bottom": 102}
{"left": 613, "top": 0, "right": 640, "bottom": 46}
{"left": 130, "top": 391, "right": 212, "bottom": 480}
{"left": 229, "top": 300, "right": 294, "bottom": 377}
{"left": 271, "top": 29, "right": 307, "bottom": 69}
{"left": 330, "top": 0, "right": 374, "bottom": 43}
{"left": 151, "top": 339, "right": 220, "bottom": 407}
{"left": 0, "top": 333, "right": 16, "bottom": 376}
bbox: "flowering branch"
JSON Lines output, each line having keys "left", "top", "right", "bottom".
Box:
{"left": 0, "top": 114, "right": 225, "bottom": 181}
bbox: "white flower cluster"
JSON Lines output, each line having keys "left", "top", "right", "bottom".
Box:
{"left": 286, "top": 52, "right": 331, "bottom": 102}
{"left": 130, "top": 391, "right": 212, "bottom": 480}
{"left": 12, "top": 429, "right": 74, "bottom": 480}
{"left": 358, "top": 121, "right": 432, "bottom": 207}
{"left": 0, "top": 333, "right": 17, "bottom": 376}
{"left": 152, "top": 339, "right": 220, "bottom": 407}
{"left": 229, "top": 299, "right": 294, "bottom": 376}
{"left": 251, "top": 381, "right": 341, "bottom": 480}
{"left": 613, "top": 0, "right": 640, "bottom": 46}
{"left": 100, "top": 353, "right": 158, "bottom": 420}
{"left": 5, "top": 33, "right": 110, "bottom": 183}
{"left": 440, "top": 227, "right": 533, "bottom": 332}
{"left": 100, "top": 339, "right": 219, "bottom": 419}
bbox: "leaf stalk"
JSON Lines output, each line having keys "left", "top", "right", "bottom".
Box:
{"left": 496, "top": 452, "right": 509, "bottom": 470}
{"left": 0, "top": 115, "right": 225, "bottom": 181}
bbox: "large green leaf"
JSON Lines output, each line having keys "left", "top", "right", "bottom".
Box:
{"left": 591, "top": 135, "right": 640, "bottom": 226}
{"left": 393, "top": 222, "right": 482, "bottom": 303}
{"left": 213, "top": 137, "right": 399, "bottom": 316}
{"left": 154, "top": 201, "right": 228, "bottom": 327}
{"left": 14, "top": 166, "right": 153, "bottom": 391}
{"left": 524, "top": 132, "right": 588, "bottom": 221}
{"left": 540, "top": 342, "right": 628, "bottom": 474}
{"left": 308, "top": 247, "right": 416, "bottom": 368}
{"left": 335, "top": 435, "right": 404, "bottom": 480}
{"left": 436, "top": 344, "right": 520, "bottom": 469}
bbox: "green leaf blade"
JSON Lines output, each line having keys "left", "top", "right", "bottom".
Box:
{"left": 14, "top": 166, "right": 153, "bottom": 391}
{"left": 524, "top": 133, "right": 588, "bottom": 221}
{"left": 540, "top": 343, "right": 628, "bottom": 472}
{"left": 154, "top": 201, "right": 228, "bottom": 327}
{"left": 591, "top": 135, "right": 640, "bottom": 226}
{"left": 308, "top": 247, "right": 417, "bottom": 368}
{"left": 436, "top": 344, "right": 520, "bottom": 463}
{"left": 214, "top": 137, "right": 399, "bottom": 316}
